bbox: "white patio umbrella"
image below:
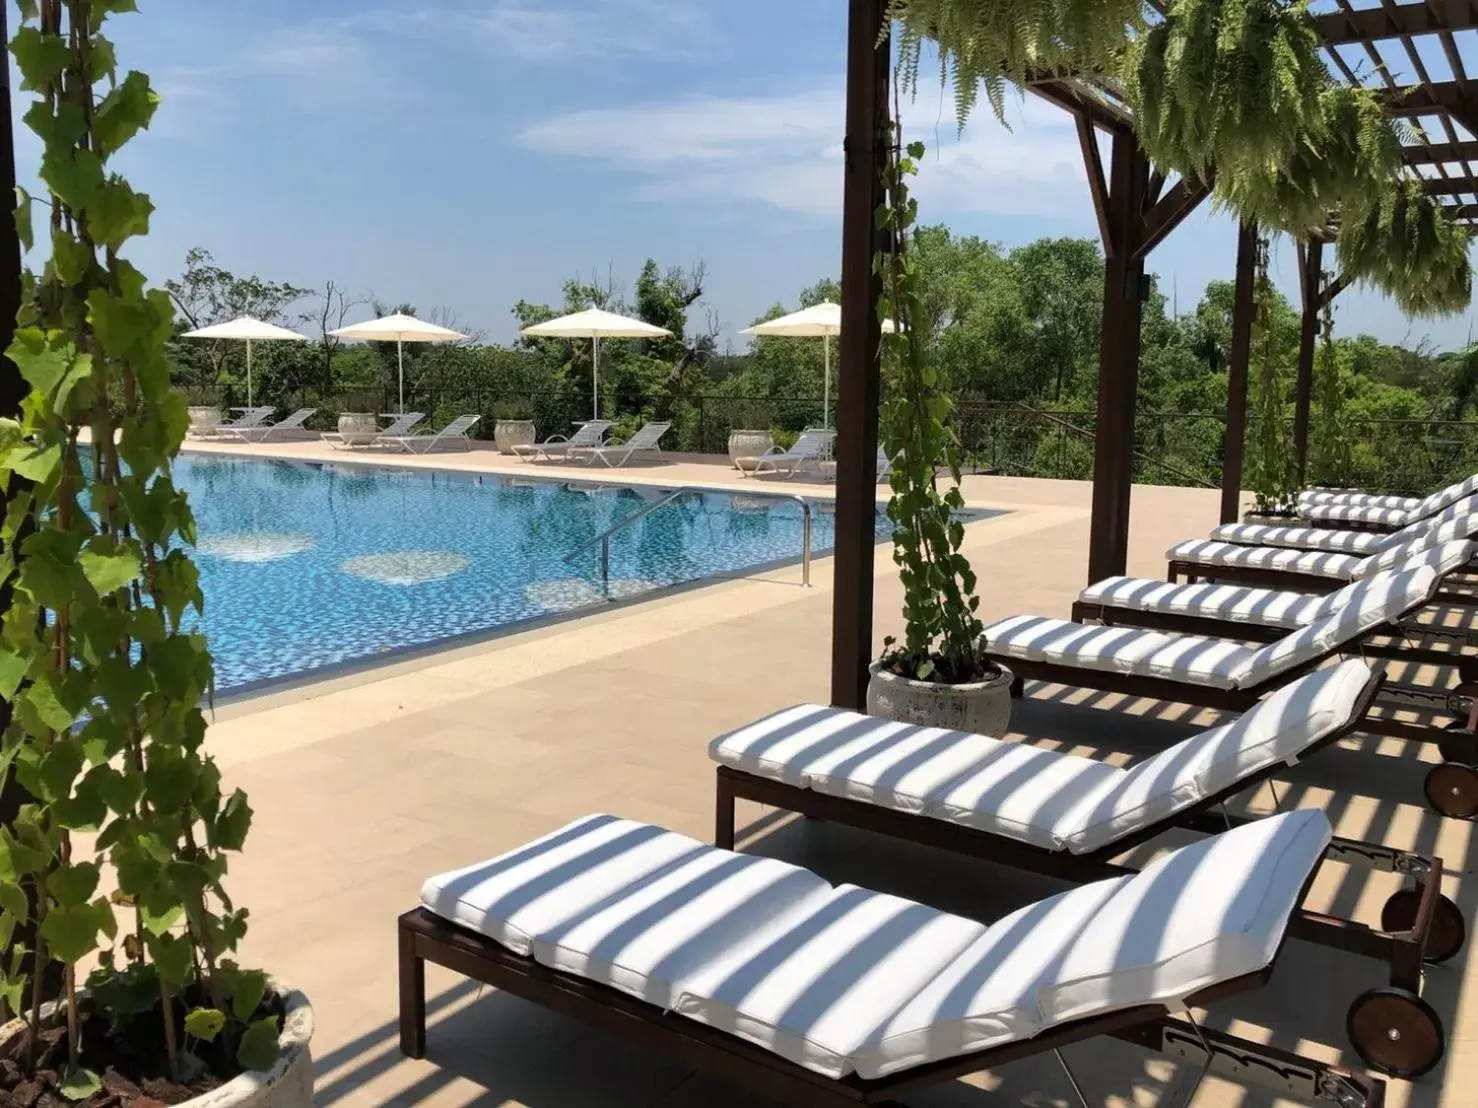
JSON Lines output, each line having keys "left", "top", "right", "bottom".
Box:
{"left": 181, "top": 316, "right": 308, "bottom": 409}
{"left": 521, "top": 308, "right": 672, "bottom": 420}
{"left": 741, "top": 301, "right": 898, "bottom": 428}
{"left": 329, "top": 312, "right": 467, "bottom": 413}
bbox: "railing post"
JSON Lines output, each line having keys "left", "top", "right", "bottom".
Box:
{"left": 600, "top": 538, "right": 610, "bottom": 598}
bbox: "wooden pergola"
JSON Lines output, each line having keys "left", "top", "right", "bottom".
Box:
{"left": 829, "top": 0, "right": 1478, "bottom": 709}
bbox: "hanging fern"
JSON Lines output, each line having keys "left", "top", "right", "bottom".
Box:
{"left": 1337, "top": 177, "right": 1473, "bottom": 317}
{"left": 1126, "top": 0, "right": 1326, "bottom": 182}
{"left": 1244, "top": 238, "right": 1298, "bottom": 513}
{"left": 1308, "top": 297, "right": 1353, "bottom": 487}
{"left": 889, "top": 0, "right": 1146, "bottom": 125}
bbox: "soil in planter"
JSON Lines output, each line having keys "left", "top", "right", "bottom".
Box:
{"left": 879, "top": 649, "right": 1003, "bottom": 685}
{"left": 0, "top": 989, "right": 286, "bottom": 1108}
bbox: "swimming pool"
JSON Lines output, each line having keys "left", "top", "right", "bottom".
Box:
{"left": 178, "top": 453, "right": 954, "bottom": 692}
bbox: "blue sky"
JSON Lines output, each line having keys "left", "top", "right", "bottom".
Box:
{"left": 12, "top": 0, "right": 1477, "bottom": 352}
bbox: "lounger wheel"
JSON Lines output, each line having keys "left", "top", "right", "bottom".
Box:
{"left": 1437, "top": 721, "right": 1477, "bottom": 766}
{"left": 1424, "top": 763, "right": 1478, "bottom": 820}
{"left": 1380, "top": 889, "right": 1467, "bottom": 964}
{"left": 1346, "top": 987, "right": 1444, "bottom": 1078}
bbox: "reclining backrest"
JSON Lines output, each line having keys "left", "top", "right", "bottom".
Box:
{"left": 1417, "top": 473, "right": 1478, "bottom": 517}
{"left": 1358, "top": 532, "right": 1478, "bottom": 577}
{"left": 1234, "top": 565, "right": 1438, "bottom": 687}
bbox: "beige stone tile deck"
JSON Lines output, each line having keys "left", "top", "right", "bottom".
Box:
{"left": 191, "top": 439, "right": 1474, "bottom": 1107}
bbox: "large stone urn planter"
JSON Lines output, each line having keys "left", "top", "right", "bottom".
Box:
{"left": 866, "top": 661, "right": 1014, "bottom": 737}
{"left": 495, "top": 419, "right": 537, "bottom": 455}
{"left": 338, "top": 412, "right": 377, "bottom": 438}
{"left": 0, "top": 987, "right": 314, "bottom": 1108}
{"left": 728, "top": 429, "right": 774, "bottom": 469}
{"left": 188, "top": 406, "right": 222, "bottom": 435}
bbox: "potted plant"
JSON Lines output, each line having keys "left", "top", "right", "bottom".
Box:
{"left": 865, "top": 128, "right": 1012, "bottom": 737}
{"left": 492, "top": 399, "right": 537, "bottom": 455}
{"left": 0, "top": 5, "right": 311, "bottom": 1105}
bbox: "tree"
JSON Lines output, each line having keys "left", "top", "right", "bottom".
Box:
{"left": 163, "top": 248, "right": 310, "bottom": 389}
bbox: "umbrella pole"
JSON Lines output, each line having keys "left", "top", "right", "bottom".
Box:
{"left": 398, "top": 339, "right": 405, "bottom": 414}
{"left": 823, "top": 333, "right": 830, "bottom": 429}
{"left": 593, "top": 336, "right": 600, "bottom": 421}
{"left": 246, "top": 338, "right": 252, "bottom": 409}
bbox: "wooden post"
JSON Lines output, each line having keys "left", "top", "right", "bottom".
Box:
{"left": 829, "top": 0, "right": 888, "bottom": 710}
{"left": 1086, "top": 131, "right": 1150, "bottom": 584}
{"left": 1221, "top": 222, "right": 1257, "bottom": 524}
{"left": 1294, "top": 239, "right": 1323, "bottom": 485}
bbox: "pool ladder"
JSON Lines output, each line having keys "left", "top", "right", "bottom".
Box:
{"left": 562, "top": 489, "right": 814, "bottom": 597}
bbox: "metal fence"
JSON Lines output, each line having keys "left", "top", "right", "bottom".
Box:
{"left": 182, "top": 383, "right": 1478, "bottom": 495}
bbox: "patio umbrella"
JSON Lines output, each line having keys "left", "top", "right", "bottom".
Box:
{"left": 182, "top": 316, "right": 308, "bottom": 409}
{"left": 741, "top": 302, "right": 897, "bottom": 428}
{"left": 521, "top": 308, "right": 672, "bottom": 421}
{"left": 329, "top": 313, "right": 467, "bottom": 413}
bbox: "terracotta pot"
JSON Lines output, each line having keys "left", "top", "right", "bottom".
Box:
{"left": 0, "top": 987, "right": 314, "bottom": 1108}
{"left": 865, "top": 662, "right": 1014, "bottom": 737}
{"left": 728, "top": 429, "right": 774, "bottom": 469}
{"left": 495, "top": 419, "right": 537, "bottom": 455}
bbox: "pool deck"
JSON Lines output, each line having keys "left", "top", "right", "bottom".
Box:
{"left": 190, "top": 439, "right": 1475, "bottom": 1107}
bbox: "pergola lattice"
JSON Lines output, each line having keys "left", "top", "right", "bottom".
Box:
{"left": 828, "top": 0, "right": 1478, "bottom": 708}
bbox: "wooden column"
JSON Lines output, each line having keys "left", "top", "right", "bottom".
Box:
{"left": 829, "top": 0, "right": 888, "bottom": 710}
{"left": 1221, "top": 222, "right": 1257, "bottom": 523}
{"left": 1086, "top": 132, "right": 1150, "bottom": 584}
{"left": 1294, "top": 239, "right": 1324, "bottom": 484}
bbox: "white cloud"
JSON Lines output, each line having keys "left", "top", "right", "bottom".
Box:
{"left": 518, "top": 84, "right": 1091, "bottom": 221}
{"left": 412, "top": 1, "right": 715, "bottom": 62}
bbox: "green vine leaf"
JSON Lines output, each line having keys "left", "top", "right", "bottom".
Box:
{"left": 183, "top": 1007, "right": 226, "bottom": 1043}
{"left": 57, "top": 1066, "right": 102, "bottom": 1103}
{"left": 78, "top": 546, "right": 141, "bottom": 595}
{"left": 236, "top": 1016, "right": 281, "bottom": 1072}
{"left": 10, "top": 25, "right": 70, "bottom": 91}
{"left": 230, "top": 969, "right": 267, "bottom": 1022}
{"left": 94, "top": 71, "right": 158, "bottom": 154}
{"left": 39, "top": 901, "right": 109, "bottom": 964}
{"left": 49, "top": 863, "right": 100, "bottom": 908}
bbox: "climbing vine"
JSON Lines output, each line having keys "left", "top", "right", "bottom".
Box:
{"left": 1308, "top": 296, "right": 1352, "bottom": 489}
{"left": 1243, "top": 238, "right": 1297, "bottom": 514}
{"left": 875, "top": 115, "right": 987, "bottom": 683}
{"left": 0, "top": 1, "right": 276, "bottom": 1098}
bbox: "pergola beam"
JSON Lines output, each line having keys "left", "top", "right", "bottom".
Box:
{"left": 1314, "top": 1, "right": 1478, "bottom": 45}
{"left": 1402, "top": 139, "right": 1478, "bottom": 164}
{"left": 1028, "top": 78, "right": 1133, "bottom": 136}
{"left": 1133, "top": 174, "right": 1213, "bottom": 262}
{"left": 1381, "top": 80, "right": 1478, "bottom": 134}
{"left": 1423, "top": 175, "right": 1478, "bottom": 194}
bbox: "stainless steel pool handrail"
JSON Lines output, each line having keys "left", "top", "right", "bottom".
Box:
{"left": 562, "top": 488, "right": 814, "bottom": 596}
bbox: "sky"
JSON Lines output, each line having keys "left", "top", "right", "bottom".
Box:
{"left": 11, "top": 0, "right": 1478, "bottom": 352}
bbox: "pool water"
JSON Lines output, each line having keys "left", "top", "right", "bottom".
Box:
{"left": 177, "top": 453, "right": 922, "bottom": 692}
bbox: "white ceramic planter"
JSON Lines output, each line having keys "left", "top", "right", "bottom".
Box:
{"left": 338, "top": 412, "right": 377, "bottom": 437}
{"left": 0, "top": 987, "right": 314, "bottom": 1108}
{"left": 866, "top": 662, "right": 1014, "bottom": 737}
{"left": 495, "top": 419, "right": 537, "bottom": 455}
{"left": 728, "top": 429, "right": 774, "bottom": 468}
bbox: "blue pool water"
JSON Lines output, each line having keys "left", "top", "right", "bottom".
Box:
{"left": 175, "top": 453, "right": 933, "bottom": 692}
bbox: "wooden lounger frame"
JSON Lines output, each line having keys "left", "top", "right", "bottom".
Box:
{"left": 400, "top": 891, "right": 1383, "bottom": 1108}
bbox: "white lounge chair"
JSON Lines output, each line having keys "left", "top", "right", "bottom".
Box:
{"left": 1211, "top": 494, "right": 1478, "bottom": 555}
{"left": 743, "top": 429, "right": 834, "bottom": 479}
{"left": 510, "top": 419, "right": 611, "bottom": 462}
{"left": 380, "top": 414, "right": 480, "bottom": 454}
{"left": 709, "top": 661, "right": 1463, "bottom": 1076}
{"left": 1167, "top": 516, "right": 1478, "bottom": 593}
{"left": 1297, "top": 473, "right": 1478, "bottom": 529}
{"left": 218, "top": 407, "right": 317, "bottom": 443}
{"left": 321, "top": 411, "right": 425, "bottom": 450}
{"left": 570, "top": 420, "right": 669, "bottom": 467}
{"left": 190, "top": 406, "right": 272, "bottom": 440}
{"left": 401, "top": 807, "right": 1385, "bottom": 1101}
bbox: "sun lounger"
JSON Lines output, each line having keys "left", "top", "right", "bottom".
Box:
{"left": 189, "top": 406, "right": 272, "bottom": 440}
{"left": 744, "top": 430, "right": 834, "bottom": 479}
{"left": 710, "top": 662, "right": 1462, "bottom": 1077}
{"left": 320, "top": 411, "right": 424, "bottom": 450}
{"left": 217, "top": 407, "right": 317, "bottom": 443}
{"left": 510, "top": 419, "right": 611, "bottom": 462}
{"left": 380, "top": 414, "right": 480, "bottom": 454}
{"left": 402, "top": 807, "right": 1385, "bottom": 1102}
{"left": 570, "top": 420, "right": 670, "bottom": 467}
{"left": 1297, "top": 473, "right": 1478, "bottom": 529}
{"left": 979, "top": 565, "right": 1478, "bottom": 779}
{"left": 1213, "top": 494, "right": 1478, "bottom": 555}
{"left": 1167, "top": 517, "right": 1478, "bottom": 597}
